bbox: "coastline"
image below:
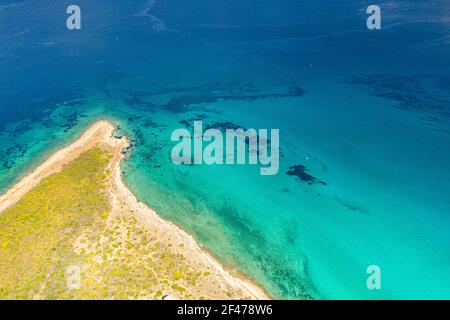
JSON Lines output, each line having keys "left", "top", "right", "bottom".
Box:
{"left": 0, "top": 120, "right": 115, "bottom": 213}
{"left": 0, "top": 119, "right": 270, "bottom": 300}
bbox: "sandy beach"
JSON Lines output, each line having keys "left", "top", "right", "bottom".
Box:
{"left": 0, "top": 120, "right": 269, "bottom": 300}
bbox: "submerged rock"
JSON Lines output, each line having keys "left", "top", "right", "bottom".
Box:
{"left": 286, "top": 165, "right": 326, "bottom": 186}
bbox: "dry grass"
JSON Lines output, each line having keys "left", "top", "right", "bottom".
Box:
{"left": 0, "top": 144, "right": 257, "bottom": 299}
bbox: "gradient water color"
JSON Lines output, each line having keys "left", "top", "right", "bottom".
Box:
{"left": 1, "top": 0, "right": 450, "bottom": 299}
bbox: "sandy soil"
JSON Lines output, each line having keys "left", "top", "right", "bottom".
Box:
{"left": 0, "top": 120, "right": 114, "bottom": 213}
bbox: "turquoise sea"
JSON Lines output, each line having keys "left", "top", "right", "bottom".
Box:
{"left": 1, "top": 0, "right": 450, "bottom": 299}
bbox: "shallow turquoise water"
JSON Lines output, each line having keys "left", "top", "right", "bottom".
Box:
{"left": 1, "top": 0, "right": 450, "bottom": 299}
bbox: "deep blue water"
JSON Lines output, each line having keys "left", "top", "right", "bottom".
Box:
{"left": 1, "top": 0, "right": 450, "bottom": 299}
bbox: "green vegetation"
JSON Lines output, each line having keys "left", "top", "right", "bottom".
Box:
{"left": 0, "top": 144, "right": 247, "bottom": 300}
{"left": 0, "top": 147, "right": 111, "bottom": 299}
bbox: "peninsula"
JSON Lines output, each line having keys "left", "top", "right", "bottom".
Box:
{"left": 0, "top": 120, "right": 269, "bottom": 300}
